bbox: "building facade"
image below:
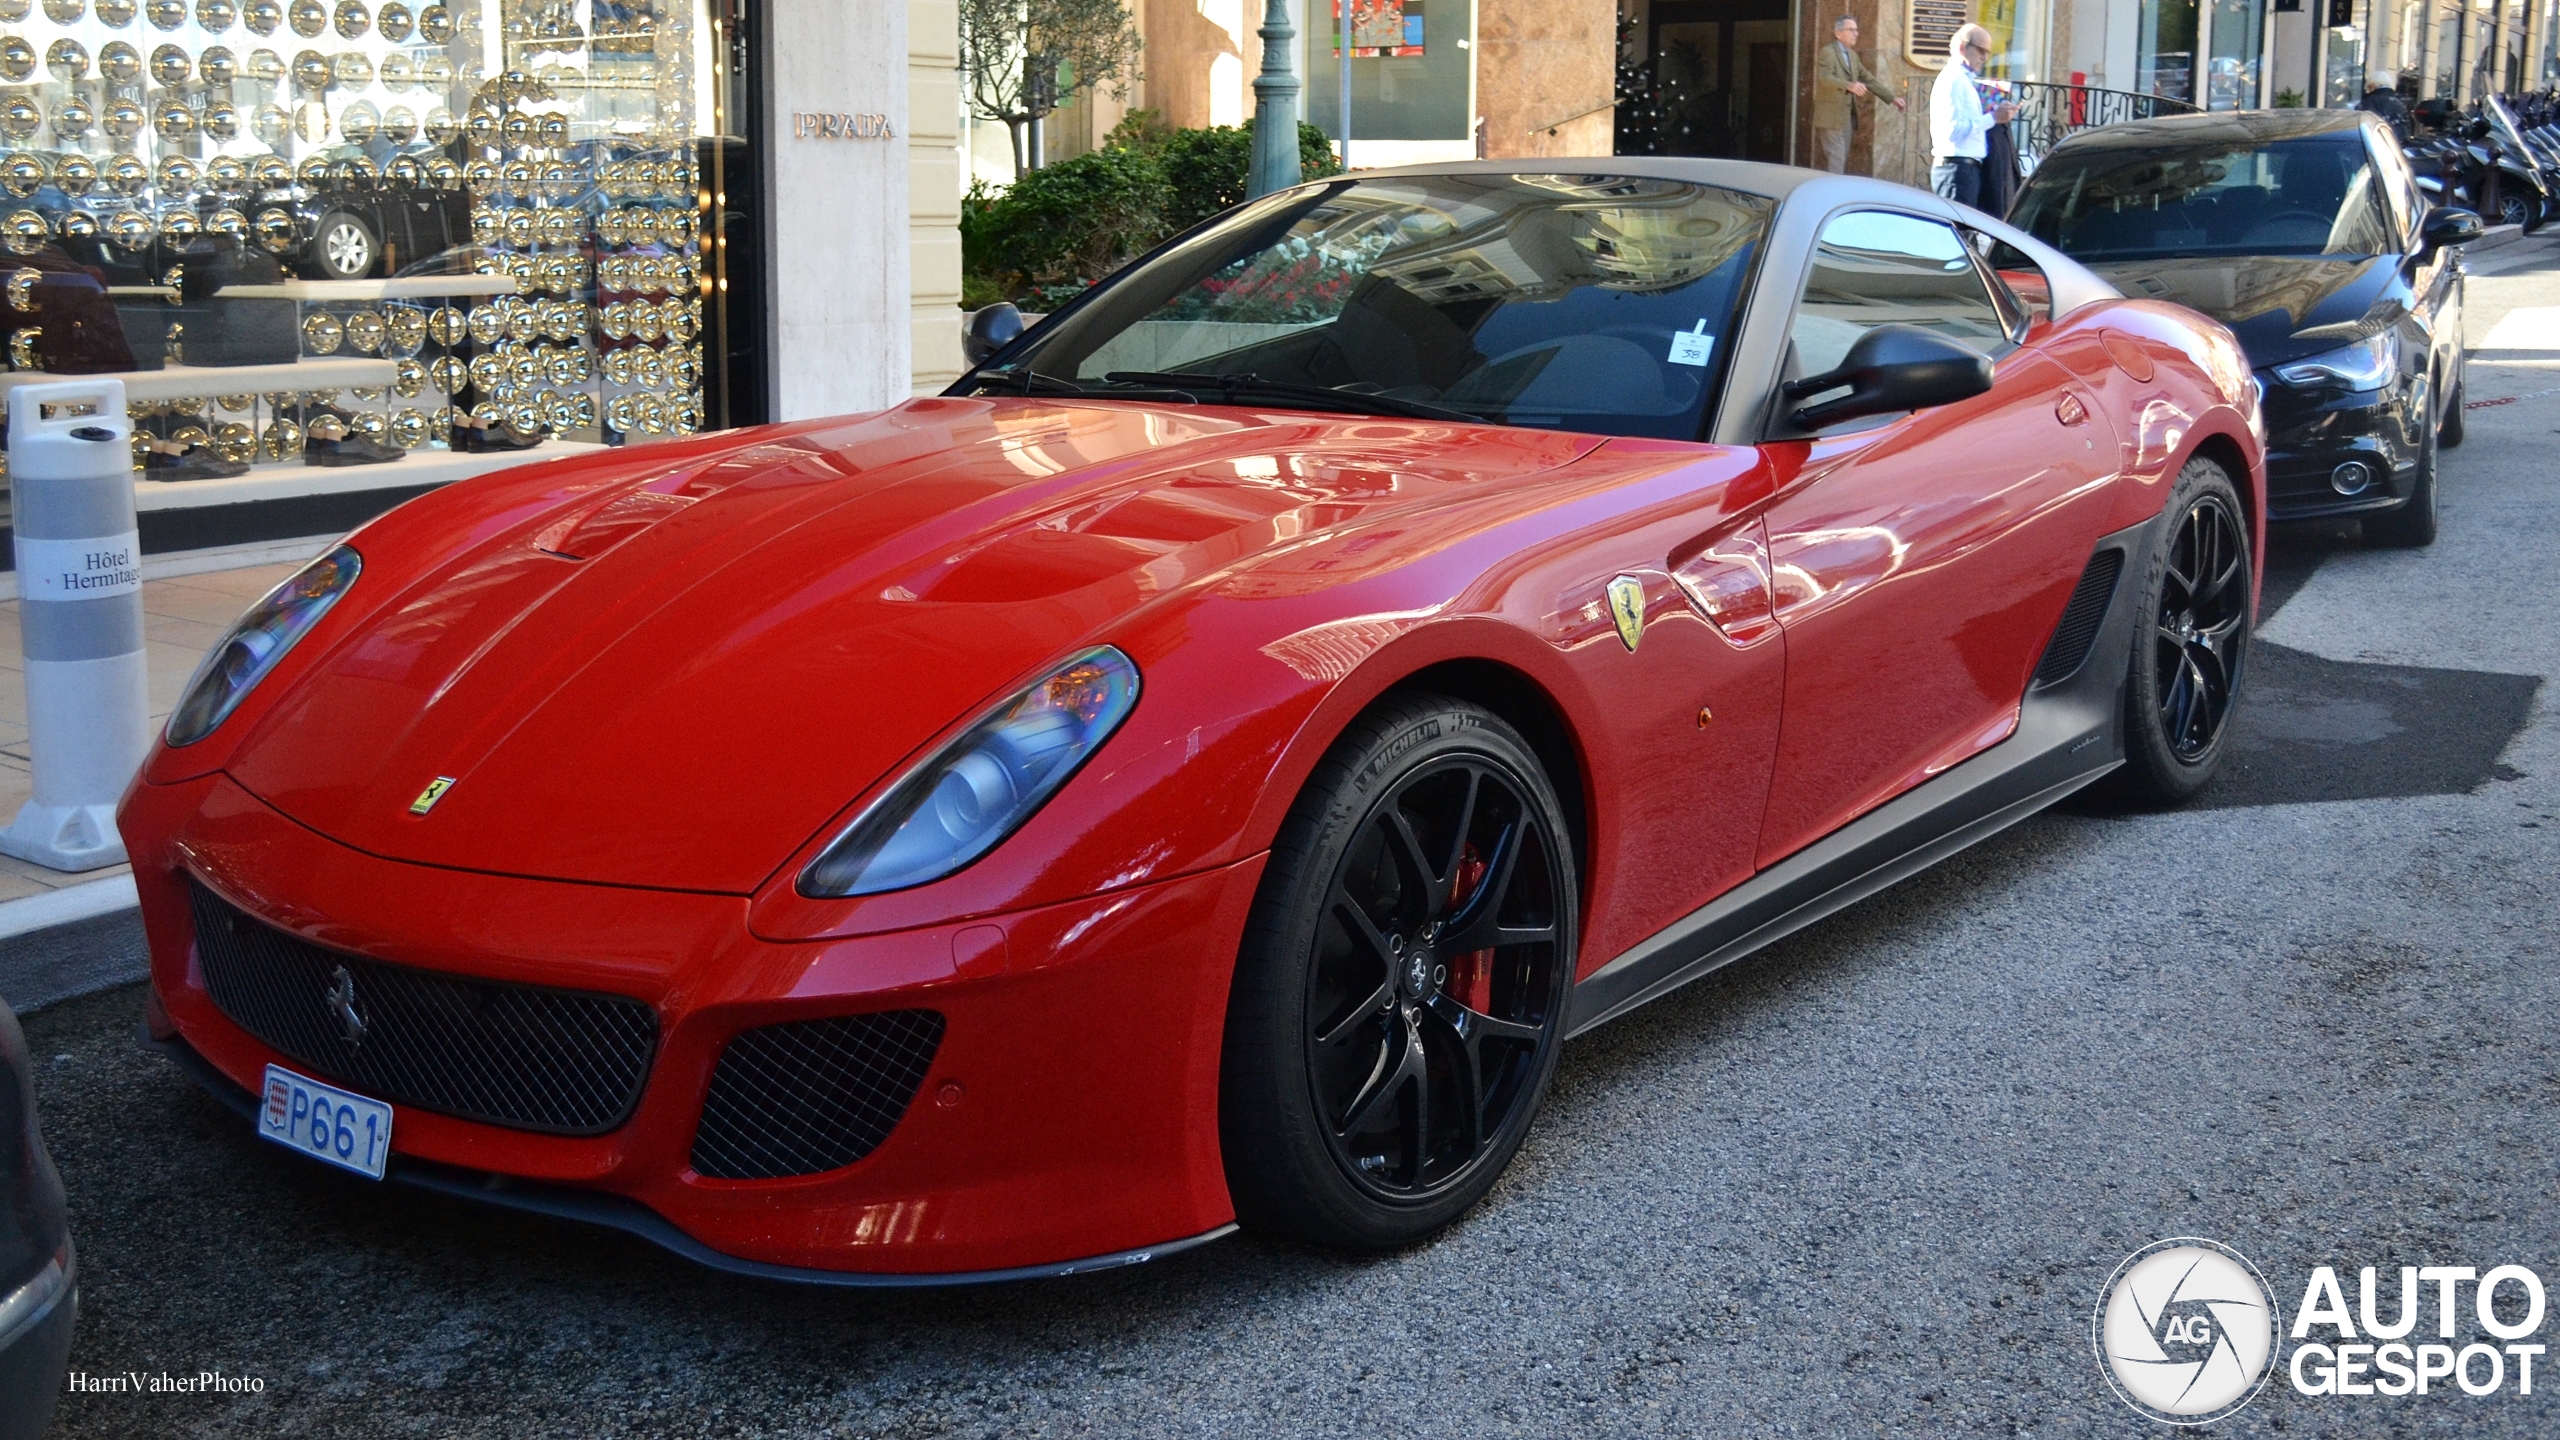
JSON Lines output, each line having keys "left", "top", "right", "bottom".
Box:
{"left": 982, "top": 0, "right": 2557, "bottom": 189}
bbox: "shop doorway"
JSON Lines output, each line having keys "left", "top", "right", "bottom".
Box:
{"left": 1641, "top": 0, "right": 1795, "bottom": 162}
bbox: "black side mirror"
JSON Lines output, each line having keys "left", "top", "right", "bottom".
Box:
{"left": 963, "top": 303, "right": 1024, "bottom": 366}
{"left": 1779, "top": 324, "right": 1995, "bottom": 431}
{"left": 2419, "top": 205, "right": 2483, "bottom": 252}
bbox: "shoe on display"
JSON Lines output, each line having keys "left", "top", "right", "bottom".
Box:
{"left": 301, "top": 413, "right": 406, "bottom": 467}
{"left": 138, "top": 437, "right": 253, "bottom": 481}
{"left": 450, "top": 413, "right": 548, "bottom": 453}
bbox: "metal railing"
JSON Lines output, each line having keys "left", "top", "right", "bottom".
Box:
{"left": 1880, "top": 78, "right": 2201, "bottom": 197}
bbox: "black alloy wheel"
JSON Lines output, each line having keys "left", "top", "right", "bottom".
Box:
{"left": 2153, "top": 491, "right": 2248, "bottom": 759}
{"left": 1221, "top": 695, "right": 1576, "bottom": 1249}
{"left": 2112, "top": 457, "right": 2252, "bottom": 805}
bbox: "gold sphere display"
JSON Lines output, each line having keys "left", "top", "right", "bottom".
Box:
{"left": 98, "top": 40, "right": 141, "bottom": 85}
{"left": 2, "top": 210, "right": 47, "bottom": 257}
{"left": 109, "top": 210, "right": 154, "bottom": 252}
{"left": 0, "top": 155, "right": 43, "bottom": 201}
{"left": 43, "top": 37, "right": 87, "bottom": 82}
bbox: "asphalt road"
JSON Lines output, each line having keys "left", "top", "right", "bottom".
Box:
{"left": 24, "top": 241, "right": 2560, "bottom": 1439}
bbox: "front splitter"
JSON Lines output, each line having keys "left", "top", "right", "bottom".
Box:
{"left": 147, "top": 1027, "right": 1238, "bottom": 1289}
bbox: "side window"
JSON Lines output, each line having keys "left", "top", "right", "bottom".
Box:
{"left": 2366, "top": 128, "right": 2420, "bottom": 244}
{"left": 1975, "top": 234, "right": 2050, "bottom": 330}
{"left": 1788, "top": 211, "right": 2016, "bottom": 381}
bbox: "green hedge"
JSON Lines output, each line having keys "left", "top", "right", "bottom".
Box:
{"left": 962, "top": 117, "right": 1344, "bottom": 309}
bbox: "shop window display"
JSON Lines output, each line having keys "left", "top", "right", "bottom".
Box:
{"left": 0, "top": 0, "right": 745, "bottom": 477}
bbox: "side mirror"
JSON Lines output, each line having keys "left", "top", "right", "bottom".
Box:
{"left": 962, "top": 303, "right": 1024, "bottom": 366}
{"left": 1779, "top": 325, "right": 1995, "bottom": 431}
{"left": 2419, "top": 205, "right": 2483, "bottom": 252}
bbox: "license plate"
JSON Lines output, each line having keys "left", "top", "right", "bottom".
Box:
{"left": 257, "top": 1064, "right": 394, "bottom": 1180}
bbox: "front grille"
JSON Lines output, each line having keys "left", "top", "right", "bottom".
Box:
{"left": 2032, "top": 548, "right": 2124, "bottom": 686}
{"left": 190, "top": 881, "right": 659, "bottom": 1136}
{"left": 690, "top": 1011, "right": 945, "bottom": 1180}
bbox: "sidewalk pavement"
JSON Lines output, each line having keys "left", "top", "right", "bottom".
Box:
{"left": 0, "top": 558, "right": 305, "bottom": 904}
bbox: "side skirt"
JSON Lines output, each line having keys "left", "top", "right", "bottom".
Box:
{"left": 1564, "top": 508, "right": 2160, "bottom": 1039}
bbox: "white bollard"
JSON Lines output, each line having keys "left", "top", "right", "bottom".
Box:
{"left": 1, "top": 379, "right": 147, "bottom": 871}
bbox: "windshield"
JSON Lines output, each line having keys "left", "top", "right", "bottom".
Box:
{"left": 2012, "top": 132, "right": 2397, "bottom": 261}
{"left": 2486, "top": 96, "right": 2536, "bottom": 164}
{"left": 965, "top": 173, "right": 1773, "bottom": 440}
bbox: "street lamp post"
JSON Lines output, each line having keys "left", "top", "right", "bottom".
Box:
{"left": 1248, "top": 0, "right": 1302, "bottom": 196}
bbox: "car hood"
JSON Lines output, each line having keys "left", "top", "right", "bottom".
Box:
{"left": 223, "top": 397, "right": 1603, "bottom": 894}
{"left": 2083, "top": 254, "right": 2400, "bottom": 368}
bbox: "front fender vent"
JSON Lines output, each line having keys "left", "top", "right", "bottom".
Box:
{"left": 2033, "top": 548, "right": 2125, "bottom": 687}
{"left": 689, "top": 1010, "right": 946, "bottom": 1180}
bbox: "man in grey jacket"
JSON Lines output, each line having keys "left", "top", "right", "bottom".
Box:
{"left": 1813, "top": 15, "right": 1905, "bottom": 174}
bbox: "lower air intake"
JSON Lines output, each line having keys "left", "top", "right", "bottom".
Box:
{"left": 689, "top": 1010, "right": 946, "bottom": 1180}
{"left": 2033, "top": 548, "right": 2125, "bottom": 686}
{"left": 189, "top": 880, "right": 659, "bottom": 1135}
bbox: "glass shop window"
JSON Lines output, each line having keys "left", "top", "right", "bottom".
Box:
{"left": 0, "top": 0, "right": 758, "bottom": 470}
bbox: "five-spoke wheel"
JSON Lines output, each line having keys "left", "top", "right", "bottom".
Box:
{"left": 1222, "top": 695, "right": 1576, "bottom": 1247}
{"left": 2116, "top": 456, "right": 2252, "bottom": 804}
{"left": 1309, "top": 755, "right": 1564, "bottom": 1200}
{"left": 2152, "top": 490, "right": 2248, "bottom": 761}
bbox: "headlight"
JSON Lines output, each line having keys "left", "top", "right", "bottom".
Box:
{"left": 798, "top": 646, "right": 1141, "bottom": 898}
{"left": 2274, "top": 330, "right": 2398, "bottom": 390}
{"left": 164, "top": 545, "right": 361, "bottom": 747}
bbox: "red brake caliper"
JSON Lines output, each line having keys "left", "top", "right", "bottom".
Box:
{"left": 1445, "top": 845, "right": 1495, "bottom": 1013}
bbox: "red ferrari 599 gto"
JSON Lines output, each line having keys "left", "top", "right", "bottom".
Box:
{"left": 127, "top": 160, "right": 2264, "bottom": 1283}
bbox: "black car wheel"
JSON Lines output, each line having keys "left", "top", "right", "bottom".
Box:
{"left": 2438, "top": 366, "right": 2466, "bottom": 450}
{"left": 1221, "top": 693, "right": 1576, "bottom": 1249}
{"left": 2114, "top": 457, "right": 2251, "bottom": 805}
{"left": 310, "top": 211, "right": 378, "bottom": 280}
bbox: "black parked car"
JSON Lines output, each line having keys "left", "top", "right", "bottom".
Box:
{"left": 2013, "top": 109, "right": 2478, "bottom": 547}
{"left": 0, "top": 1000, "right": 73, "bottom": 1440}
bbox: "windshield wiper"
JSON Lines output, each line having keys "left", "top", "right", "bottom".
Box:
{"left": 957, "top": 365, "right": 1090, "bottom": 397}
{"left": 1102, "top": 371, "right": 1479, "bottom": 422}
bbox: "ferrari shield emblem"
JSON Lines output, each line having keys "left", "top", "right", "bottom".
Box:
{"left": 1606, "top": 575, "right": 1647, "bottom": 652}
{"left": 408, "top": 777, "right": 456, "bottom": 815}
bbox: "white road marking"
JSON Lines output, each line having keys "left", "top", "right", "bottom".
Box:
{"left": 2476, "top": 305, "right": 2560, "bottom": 350}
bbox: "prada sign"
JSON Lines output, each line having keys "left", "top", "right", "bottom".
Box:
{"left": 793, "top": 111, "right": 897, "bottom": 140}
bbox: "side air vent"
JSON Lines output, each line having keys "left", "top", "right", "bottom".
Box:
{"left": 2033, "top": 549, "right": 2125, "bottom": 686}
{"left": 689, "top": 1011, "right": 946, "bottom": 1180}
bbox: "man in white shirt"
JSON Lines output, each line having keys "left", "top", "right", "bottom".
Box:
{"left": 1930, "top": 24, "right": 2017, "bottom": 211}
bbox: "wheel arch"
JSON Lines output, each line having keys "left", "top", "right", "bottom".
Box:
{"left": 1380, "top": 658, "right": 1593, "bottom": 899}
{"left": 2187, "top": 430, "right": 2257, "bottom": 538}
